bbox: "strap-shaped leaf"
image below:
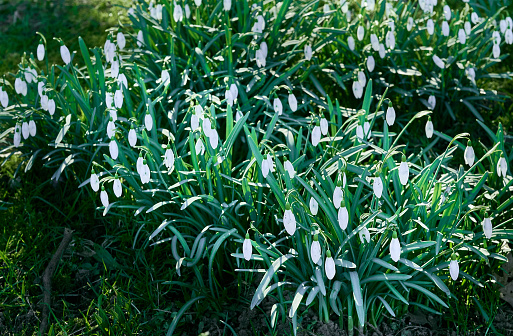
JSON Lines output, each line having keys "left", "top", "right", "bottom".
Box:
{"left": 251, "top": 254, "right": 294, "bottom": 309}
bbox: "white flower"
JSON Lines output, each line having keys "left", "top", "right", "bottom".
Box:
{"left": 373, "top": 176, "right": 383, "bottom": 198}
{"left": 366, "top": 0, "right": 375, "bottom": 11}
{"left": 137, "top": 30, "right": 144, "bottom": 47}
{"left": 0, "top": 87, "right": 8, "bottom": 107}
{"left": 223, "top": 0, "right": 231, "bottom": 11}
{"left": 425, "top": 117, "right": 434, "bottom": 138}
{"left": 443, "top": 5, "right": 451, "bottom": 20}
{"left": 323, "top": 3, "right": 330, "bottom": 13}
{"left": 399, "top": 156, "right": 409, "bottom": 186}
{"left": 425, "top": 19, "right": 434, "bottom": 35}
{"left": 14, "top": 78, "right": 23, "bottom": 95}
{"left": 370, "top": 33, "right": 379, "bottom": 51}
{"left": 333, "top": 185, "right": 343, "bottom": 209}
{"left": 128, "top": 127, "right": 137, "bottom": 147}
{"left": 107, "top": 119, "right": 116, "bottom": 138}
{"left": 173, "top": 2, "right": 183, "bottom": 22}
{"left": 243, "top": 235, "right": 252, "bottom": 261}
{"left": 389, "top": 232, "right": 400, "bottom": 262}
{"left": 471, "top": 12, "right": 479, "bottom": 25}
{"left": 28, "top": 118, "right": 36, "bottom": 137}
{"left": 442, "top": 21, "right": 450, "bottom": 36}
{"left": 140, "top": 160, "right": 151, "bottom": 184}
{"left": 283, "top": 204, "right": 296, "bottom": 235}
{"left": 506, "top": 29, "right": 513, "bottom": 44}
{"left": 367, "top": 55, "right": 375, "bottom": 72}
{"left": 310, "top": 197, "right": 318, "bottom": 215}
{"left": 252, "top": 15, "right": 265, "bottom": 33}
{"left": 100, "top": 187, "right": 109, "bottom": 208}
{"left": 164, "top": 145, "right": 175, "bottom": 170}
{"left": 288, "top": 93, "right": 298, "bottom": 112}
{"left": 235, "top": 110, "right": 243, "bottom": 122}
{"left": 114, "top": 89, "right": 123, "bottom": 109}
{"left": 325, "top": 251, "right": 336, "bottom": 280}
{"left": 48, "top": 99, "right": 56, "bottom": 116}
{"left": 341, "top": 0, "right": 349, "bottom": 13}
{"left": 161, "top": 70, "right": 170, "bottom": 85}
{"left": 464, "top": 141, "right": 475, "bottom": 166}
{"left": 464, "top": 21, "right": 471, "bottom": 35}
{"left": 109, "top": 138, "right": 119, "bottom": 159}
{"left": 348, "top": 36, "right": 355, "bottom": 50}
{"left": 493, "top": 44, "right": 501, "bottom": 58}
{"left": 358, "top": 72, "right": 366, "bottom": 88}
{"left": 117, "top": 32, "right": 126, "bottom": 50}
{"left": 386, "top": 31, "right": 395, "bottom": 49}
{"left": 224, "top": 83, "right": 238, "bottom": 107}
{"left": 145, "top": 112, "right": 153, "bottom": 131}
{"left": 261, "top": 156, "right": 270, "bottom": 178}
{"left": 467, "top": 67, "right": 476, "bottom": 84}
{"left": 156, "top": 4, "right": 163, "bottom": 20}
{"left": 195, "top": 138, "right": 205, "bottom": 155}
{"left": 449, "top": 255, "right": 459, "bottom": 281}
{"left": 312, "top": 125, "right": 321, "bottom": 146}
{"left": 111, "top": 59, "right": 120, "bottom": 78}
{"left": 500, "top": 20, "right": 507, "bottom": 33}
{"left": 357, "top": 26, "right": 365, "bottom": 41}
{"left": 90, "top": 170, "right": 100, "bottom": 192}
{"left": 338, "top": 203, "right": 349, "bottom": 229}
{"left": 185, "top": 4, "right": 191, "bottom": 18}
{"left": 311, "top": 235, "right": 321, "bottom": 264}
{"left": 352, "top": 81, "right": 363, "bottom": 99}
{"left": 493, "top": 31, "right": 501, "bottom": 45}
{"left": 60, "top": 44, "right": 71, "bottom": 65}
{"left": 320, "top": 118, "right": 328, "bottom": 135}
{"left": 274, "top": 98, "right": 283, "bottom": 115}
{"left": 458, "top": 29, "right": 466, "bottom": 45}
{"left": 41, "top": 95, "right": 49, "bottom": 111}
{"left": 37, "top": 42, "right": 45, "bottom": 61}
{"left": 255, "top": 49, "right": 266, "bottom": 68}
{"left": 209, "top": 129, "right": 219, "bottom": 149}
{"left": 483, "top": 216, "right": 492, "bottom": 239}
{"left": 113, "top": 176, "right": 122, "bottom": 197}
{"left": 427, "top": 95, "right": 436, "bottom": 110}
{"left": 191, "top": 114, "right": 200, "bottom": 130}
{"left": 497, "top": 156, "right": 507, "bottom": 177}
{"left": 136, "top": 154, "right": 144, "bottom": 176}
{"left": 267, "top": 154, "right": 275, "bottom": 173}
{"left": 195, "top": 0, "right": 201, "bottom": 6}
{"left": 407, "top": 17, "right": 414, "bottom": 31}
{"left": 22, "top": 121, "right": 29, "bottom": 139}
{"left": 359, "top": 227, "right": 370, "bottom": 243}
{"left": 13, "top": 125, "right": 21, "bottom": 147}
{"left": 379, "top": 43, "right": 386, "bottom": 58}
{"left": 433, "top": 55, "right": 445, "bottom": 69}
{"left": 304, "top": 44, "right": 313, "bottom": 60}
{"left": 284, "top": 159, "right": 295, "bottom": 178}
{"left": 386, "top": 106, "right": 395, "bottom": 126}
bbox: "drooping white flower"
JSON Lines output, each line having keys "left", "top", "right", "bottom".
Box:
{"left": 255, "top": 49, "right": 266, "bottom": 68}
{"left": 209, "top": 129, "right": 219, "bottom": 149}
{"left": 60, "top": 43, "right": 71, "bottom": 65}
{"left": 310, "top": 235, "right": 321, "bottom": 264}
{"left": 164, "top": 144, "right": 175, "bottom": 170}
{"left": 378, "top": 43, "right": 386, "bottom": 58}
{"left": 320, "top": 118, "right": 328, "bottom": 135}
{"left": 399, "top": 155, "right": 409, "bottom": 185}
{"left": 41, "top": 94, "right": 49, "bottom": 111}
{"left": 117, "top": 32, "right": 126, "bottom": 50}
{"left": 110, "top": 58, "right": 120, "bottom": 78}
{"left": 283, "top": 203, "right": 296, "bottom": 235}
{"left": 386, "top": 31, "right": 395, "bottom": 49}
{"left": 471, "top": 12, "right": 479, "bottom": 25}
{"left": 338, "top": 201, "right": 349, "bottom": 229}
{"left": 267, "top": 154, "right": 275, "bottom": 173}
{"left": 128, "top": 126, "right": 137, "bottom": 147}
{"left": 304, "top": 44, "right": 313, "bottom": 61}
{"left": 109, "top": 138, "right": 119, "bottom": 159}
{"left": 370, "top": 33, "right": 379, "bottom": 51}
{"left": 90, "top": 169, "right": 100, "bottom": 192}
{"left": 0, "top": 87, "right": 8, "bottom": 107}
{"left": 325, "top": 250, "right": 336, "bottom": 280}
{"left": 273, "top": 98, "right": 283, "bottom": 115}
{"left": 458, "top": 29, "right": 467, "bottom": 45}
{"left": 359, "top": 227, "right": 370, "bottom": 243}
{"left": 500, "top": 20, "right": 507, "bottom": 33}
{"left": 426, "top": 19, "right": 434, "bottom": 35}
{"left": 443, "top": 5, "right": 451, "bottom": 20}
{"left": 425, "top": 117, "right": 434, "bottom": 138}
{"left": 107, "top": 118, "right": 116, "bottom": 138}
{"left": 493, "top": 44, "right": 501, "bottom": 58}
{"left": 13, "top": 125, "right": 21, "bottom": 147}
{"left": 367, "top": 55, "right": 375, "bottom": 72}
{"left": 223, "top": 0, "right": 231, "bottom": 11}
{"left": 114, "top": 89, "right": 123, "bottom": 109}
{"left": 373, "top": 175, "right": 383, "bottom": 198}
{"left": 366, "top": 0, "right": 375, "bottom": 11}
{"left": 184, "top": 4, "right": 191, "bottom": 18}
{"left": 100, "top": 186, "right": 109, "bottom": 208}
{"left": 145, "top": 111, "right": 153, "bottom": 131}
{"left": 28, "top": 118, "right": 36, "bottom": 137}
{"left": 261, "top": 155, "right": 270, "bottom": 178}
{"left": 137, "top": 30, "right": 144, "bottom": 47}
{"left": 442, "top": 21, "right": 450, "bottom": 36}
{"left": 22, "top": 120, "right": 29, "bottom": 139}
{"left": 427, "top": 95, "right": 436, "bottom": 110}
{"left": 407, "top": 17, "right": 414, "bottom": 31}
{"left": 284, "top": 158, "right": 295, "bottom": 178}
{"left": 506, "top": 29, "right": 513, "bottom": 44}
{"left": 252, "top": 15, "right": 265, "bottom": 33}
{"left": 195, "top": 138, "right": 205, "bottom": 156}
{"left": 173, "top": 2, "right": 183, "bottom": 22}
{"left": 386, "top": 106, "right": 395, "bottom": 126}
{"left": 433, "top": 55, "right": 445, "bottom": 69}
{"left": 161, "top": 70, "right": 170, "bottom": 85}
{"left": 481, "top": 215, "right": 492, "bottom": 239}
{"left": 352, "top": 81, "right": 363, "bottom": 99}
{"left": 333, "top": 184, "right": 343, "bottom": 209}
{"left": 37, "top": 41, "right": 45, "bottom": 61}
{"left": 243, "top": 234, "right": 252, "bottom": 261}
{"left": 14, "top": 78, "right": 23, "bottom": 95}
{"left": 310, "top": 197, "right": 318, "bottom": 215}
{"left": 497, "top": 155, "right": 507, "bottom": 177}
{"left": 48, "top": 99, "right": 56, "bottom": 116}
{"left": 140, "top": 159, "right": 151, "bottom": 184}
{"left": 348, "top": 36, "right": 355, "bottom": 50}
{"left": 390, "top": 232, "right": 400, "bottom": 262}
{"left": 341, "top": 0, "right": 349, "bottom": 13}
{"left": 312, "top": 124, "right": 321, "bottom": 146}
{"left": 357, "top": 26, "right": 365, "bottom": 41}
{"left": 464, "top": 141, "right": 475, "bottom": 166}
{"left": 464, "top": 21, "right": 471, "bottom": 35}
{"left": 288, "top": 93, "right": 298, "bottom": 112}
{"left": 493, "top": 31, "right": 501, "bottom": 45}
{"left": 449, "top": 254, "right": 459, "bottom": 280}
{"left": 113, "top": 175, "right": 122, "bottom": 197}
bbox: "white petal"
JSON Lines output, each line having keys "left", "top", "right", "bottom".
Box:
{"left": 191, "top": 114, "right": 200, "bottom": 130}
{"left": 136, "top": 157, "right": 144, "bottom": 176}
{"left": 449, "top": 260, "right": 459, "bottom": 280}
{"left": 223, "top": 0, "right": 231, "bottom": 11}
{"left": 60, "top": 45, "right": 71, "bottom": 65}
{"left": 195, "top": 138, "right": 205, "bottom": 155}
{"left": 363, "top": 121, "right": 371, "bottom": 139}
{"left": 107, "top": 121, "right": 116, "bottom": 138}
{"left": 267, "top": 154, "right": 275, "bottom": 172}
{"left": 114, "top": 90, "right": 123, "bottom": 109}
{"left": 100, "top": 190, "right": 109, "bottom": 208}
{"left": 367, "top": 55, "right": 375, "bottom": 72}
{"left": 48, "top": 99, "right": 56, "bottom": 116}
{"left": 145, "top": 113, "right": 153, "bottom": 131}
{"left": 500, "top": 157, "right": 507, "bottom": 176}
{"left": 425, "top": 121, "right": 434, "bottom": 138}
{"left": 386, "top": 107, "right": 395, "bottom": 126}
{"left": 333, "top": 186, "right": 343, "bottom": 209}
{"left": 262, "top": 158, "right": 270, "bottom": 178}
{"left": 202, "top": 118, "right": 213, "bottom": 137}
{"left": 483, "top": 218, "right": 492, "bottom": 239}
{"left": 243, "top": 238, "right": 252, "bottom": 261}
{"left": 37, "top": 44, "right": 45, "bottom": 61}
{"left": 373, "top": 176, "right": 383, "bottom": 198}
{"left": 464, "top": 146, "right": 475, "bottom": 166}
{"left": 325, "top": 257, "right": 336, "bottom": 280}
{"left": 113, "top": 179, "right": 122, "bottom": 197}
{"left": 22, "top": 122, "right": 29, "bottom": 139}
{"left": 309, "top": 197, "right": 318, "bottom": 216}
{"left": 390, "top": 238, "right": 401, "bottom": 262}
{"left": 90, "top": 173, "right": 100, "bottom": 192}
{"left": 356, "top": 125, "right": 364, "bottom": 141}
{"left": 273, "top": 98, "right": 283, "bottom": 115}
{"left": 109, "top": 140, "right": 119, "bottom": 160}
{"left": 283, "top": 209, "right": 296, "bottom": 235}
{"left": 399, "top": 162, "right": 409, "bottom": 186}
{"left": 209, "top": 130, "right": 219, "bottom": 149}
{"left": 312, "top": 126, "right": 321, "bottom": 146}
{"left": 320, "top": 118, "right": 328, "bottom": 135}
{"left": 128, "top": 129, "right": 137, "bottom": 147}
{"left": 117, "top": 32, "right": 126, "bottom": 50}
{"left": 338, "top": 206, "right": 349, "bottom": 230}
{"left": 311, "top": 240, "right": 321, "bottom": 264}
{"left": 28, "top": 120, "right": 36, "bottom": 137}
{"left": 165, "top": 149, "right": 175, "bottom": 170}
{"left": 284, "top": 160, "right": 295, "bottom": 178}
{"left": 288, "top": 93, "right": 298, "bottom": 112}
